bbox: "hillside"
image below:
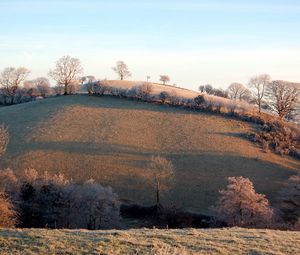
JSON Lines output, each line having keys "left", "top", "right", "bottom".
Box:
{"left": 0, "top": 93, "right": 299, "bottom": 213}
{"left": 1, "top": 227, "right": 300, "bottom": 254}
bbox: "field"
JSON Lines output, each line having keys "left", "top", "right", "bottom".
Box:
{"left": 0, "top": 227, "right": 300, "bottom": 254}
{"left": 0, "top": 92, "right": 299, "bottom": 213}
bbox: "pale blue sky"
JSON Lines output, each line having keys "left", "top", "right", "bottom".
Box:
{"left": 0, "top": 0, "right": 300, "bottom": 90}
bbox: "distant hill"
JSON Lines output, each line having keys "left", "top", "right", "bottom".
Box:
{"left": 0, "top": 89, "right": 299, "bottom": 213}
{"left": 1, "top": 227, "right": 300, "bottom": 254}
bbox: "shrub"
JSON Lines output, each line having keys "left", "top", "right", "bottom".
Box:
{"left": 194, "top": 95, "right": 205, "bottom": 108}
{"left": 0, "top": 192, "right": 17, "bottom": 228}
{"left": 158, "top": 91, "right": 170, "bottom": 104}
{"left": 0, "top": 169, "right": 120, "bottom": 229}
{"left": 278, "top": 175, "right": 300, "bottom": 228}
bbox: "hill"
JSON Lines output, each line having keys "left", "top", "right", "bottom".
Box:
{"left": 0, "top": 92, "right": 299, "bottom": 213}
{"left": 0, "top": 227, "right": 300, "bottom": 254}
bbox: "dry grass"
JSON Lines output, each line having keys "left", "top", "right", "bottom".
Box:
{"left": 0, "top": 227, "right": 300, "bottom": 254}
{"left": 0, "top": 94, "right": 299, "bottom": 213}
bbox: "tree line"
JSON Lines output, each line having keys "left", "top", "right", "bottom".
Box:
{"left": 1, "top": 55, "right": 298, "bottom": 121}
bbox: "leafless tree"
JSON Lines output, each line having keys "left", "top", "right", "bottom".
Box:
{"left": 0, "top": 67, "right": 30, "bottom": 104}
{"left": 112, "top": 61, "right": 131, "bottom": 80}
{"left": 248, "top": 74, "right": 271, "bottom": 113}
{"left": 147, "top": 156, "right": 175, "bottom": 207}
{"left": 48, "top": 56, "right": 83, "bottom": 95}
{"left": 146, "top": 75, "right": 151, "bottom": 82}
{"left": 214, "top": 176, "right": 273, "bottom": 227}
{"left": 227, "top": 83, "right": 249, "bottom": 101}
{"left": 266, "top": 80, "right": 300, "bottom": 119}
{"left": 0, "top": 192, "right": 17, "bottom": 227}
{"left": 159, "top": 75, "right": 170, "bottom": 85}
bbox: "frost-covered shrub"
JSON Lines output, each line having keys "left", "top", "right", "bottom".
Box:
{"left": 0, "top": 169, "right": 121, "bottom": 229}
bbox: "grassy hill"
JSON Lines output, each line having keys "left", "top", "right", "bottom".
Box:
{"left": 1, "top": 227, "right": 300, "bottom": 254}
{"left": 0, "top": 93, "right": 299, "bottom": 213}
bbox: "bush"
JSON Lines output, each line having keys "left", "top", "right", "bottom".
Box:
{"left": 193, "top": 95, "right": 205, "bottom": 108}
{"left": 278, "top": 175, "right": 300, "bottom": 228}
{"left": 0, "top": 192, "right": 17, "bottom": 228}
{"left": 0, "top": 169, "right": 120, "bottom": 229}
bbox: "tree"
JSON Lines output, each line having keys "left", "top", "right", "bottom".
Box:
{"left": 147, "top": 156, "right": 175, "bottom": 208}
{"left": 227, "top": 83, "right": 249, "bottom": 101}
{"left": 67, "top": 180, "right": 120, "bottom": 229}
{"left": 278, "top": 175, "right": 300, "bottom": 228}
{"left": 214, "top": 176, "right": 273, "bottom": 227}
{"left": 0, "top": 192, "right": 17, "bottom": 228}
{"left": 266, "top": 80, "right": 300, "bottom": 119}
{"left": 159, "top": 75, "right": 170, "bottom": 85}
{"left": 48, "top": 56, "right": 83, "bottom": 95}
{"left": 112, "top": 61, "right": 131, "bottom": 80}
{"left": 0, "top": 67, "right": 30, "bottom": 104}
{"left": 248, "top": 74, "right": 271, "bottom": 113}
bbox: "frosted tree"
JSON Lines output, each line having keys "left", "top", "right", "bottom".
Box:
{"left": 159, "top": 75, "right": 170, "bottom": 85}
{"left": 48, "top": 56, "right": 83, "bottom": 95}
{"left": 248, "top": 74, "right": 271, "bottom": 113}
{"left": 112, "top": 61, "right": 131, "bottom": 80}
{"left": 266, "top": 80, "right": 300, "bottom": 119}
{"left": 147, "top": 156, "right": 175, "bottom": 208}
{"left": 227, "top": 83, "right": 249, "bottom": 101}
{"left": 0, "top": 67, "right": 30, "bottom": 104}
{"left": 214, "top": 176, "right": 273, "bottom": 227}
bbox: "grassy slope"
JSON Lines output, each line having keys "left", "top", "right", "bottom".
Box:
{"left": 0, "top": 94, "right": 299, "bottom": 213}
{"left": 0, "top": 227, "right": 300, "bottom": 254}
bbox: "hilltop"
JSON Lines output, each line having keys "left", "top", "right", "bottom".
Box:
{"left": 0, "top": 227, "right": 300, "bottom": 254}
{"left": 0, "top": 82, "right": 299, "bottom": 213}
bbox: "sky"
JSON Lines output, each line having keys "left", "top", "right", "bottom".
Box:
{"left": 0, "top": 0, "right": 300, "bottom": 90}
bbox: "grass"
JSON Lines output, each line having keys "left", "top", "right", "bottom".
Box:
{"left": 0, "top": 227, "right": 300, "bottom": 254}
{"left": 0, "top": 94, "right": 299, "bottom": 213}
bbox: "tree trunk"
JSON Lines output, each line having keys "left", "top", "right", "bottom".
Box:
{"left": 64, "top": 83, "right": 68, "bottom": 95}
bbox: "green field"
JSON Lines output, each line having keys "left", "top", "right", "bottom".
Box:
{"left": 0, "top": 227, "right": 300, "bottom": 254}
{"left": 0, "top": 95, "right": 299, "bottom": 213}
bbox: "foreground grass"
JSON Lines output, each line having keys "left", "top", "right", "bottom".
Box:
{"left": 0, "top": 227, "right": 300, "bottom": 254}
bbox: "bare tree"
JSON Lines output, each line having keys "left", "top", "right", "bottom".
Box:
{"left": 112, "top": 61, "right": 131, "bottom": 80}
{"left": 266, "top": 80, "right": 300, "bottom": 119}
{"left": 146, "top": 75, "right": 151, "bottom": 82}
{"left": 227, "top": 83, "right": 249, "bottom": 101}
{"left": 0, "top": 67, "right": 30, "bottom": 104}
{"left": 48, "top": 56, "right": 83, "bottom": 95}
{"left": 0, "top": 192, "right": 17, "bottom": 227}
{"left": 248, "top": 74, "right": 271, "bottom": 113}
{"left": 159, "top": 75, "right": 170, "bottom": 85}
{"left": 214, "top": 176, "right": 273, "bottom": 227}
{"left": 147, "top": 156, "right": 175, "bottom": 208}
